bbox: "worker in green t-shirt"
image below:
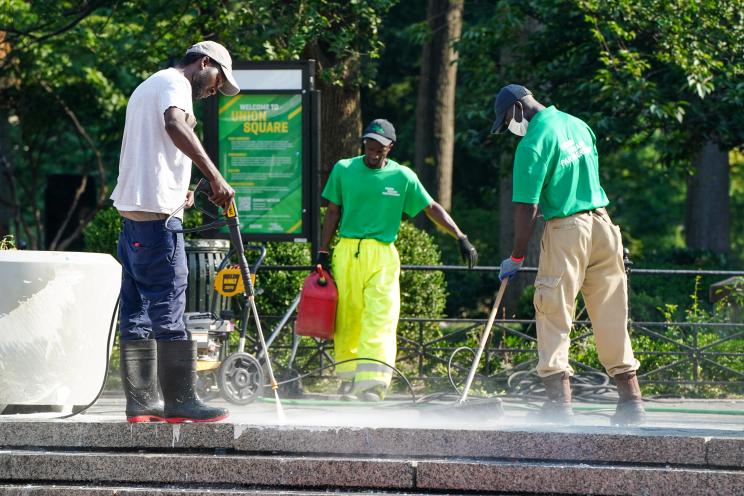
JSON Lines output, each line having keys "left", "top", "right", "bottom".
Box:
{"left": 318, "top": 118, "right": 477, "bottom": 402}
{"left": 491, "top": 84, "right": 645, "bottom": 426}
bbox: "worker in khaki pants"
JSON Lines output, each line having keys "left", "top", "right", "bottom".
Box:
{"left": 491, "top": 84, "right": 645, "bottom": 426}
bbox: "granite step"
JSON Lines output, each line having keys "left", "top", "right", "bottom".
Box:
{"left": 1, "top": 448, "right": 743, "bottom": 495}
{"left": 0, "top": 485, "right": 438, "bottom": 496}
{"left": 0, "top": 421, "right": 742, "bottom": 468}
{"left": 1, "top": 419, "right": 742, "bottom": 495}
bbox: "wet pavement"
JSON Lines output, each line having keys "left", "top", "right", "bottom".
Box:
{"left": 1, "top": 393, "right": 741, "bottom": 495}
{"left": 3, "top": 393, "right": 741, "bottom": 438}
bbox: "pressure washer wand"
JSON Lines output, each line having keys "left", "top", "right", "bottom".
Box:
{"left": 197, "top": 180, "right": 280, "bottom": 393}
{"left": 458, "top": 279, "right": 509, "bottom": 405}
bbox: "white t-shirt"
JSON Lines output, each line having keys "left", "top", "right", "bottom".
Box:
{"left": 111, "top": 68, "right": 194, "bottom": 215}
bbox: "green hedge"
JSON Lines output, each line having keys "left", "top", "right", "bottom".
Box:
{"left": 82, "top": 207, "right": 122, "bottom": 258}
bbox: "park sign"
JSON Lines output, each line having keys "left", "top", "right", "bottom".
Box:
{"left": 205, "top": 61, "right": 320, "bottom": 248}
{"left": 219, "top": 93, "right": 302, "bottom": 235}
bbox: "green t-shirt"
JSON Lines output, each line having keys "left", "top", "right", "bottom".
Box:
{"left": 322, "top": 155, "right": 433, "bottom": 243}
{"left": 512, "top": 106, "right": 609, "bottom": 220}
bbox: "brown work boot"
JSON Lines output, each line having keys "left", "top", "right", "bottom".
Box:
{"left": 337, "top": 380, "right": 357, "bottom": 401}
{"left": 358, "top": 385, "right": 386, "bottom": 403}
{"left": 611, "top": 370, "right": 646, "bottom": 426}
{"left": 532, "top": 372, "right": 573, "bottom": 424}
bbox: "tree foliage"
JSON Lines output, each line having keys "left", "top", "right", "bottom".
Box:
{"left": 0, "top": 0, "right": 396, "bottom": 248}
{"left": 455, "top": 0, "right": 743, "bottom": 162}
{"left": 578, "top": 0, "right": 744, "bottom": 161}
{"left": 2, "top": 0, "right": 743, "bottom": 320}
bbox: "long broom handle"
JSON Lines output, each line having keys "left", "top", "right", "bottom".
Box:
{"left": 458, "top": 279, "right": 509, "bottom": 404}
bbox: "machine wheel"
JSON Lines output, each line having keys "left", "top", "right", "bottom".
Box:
{"left": 218, "top": 352, "right": 265, "bottom": 405}
{"left": 196, "top": 370, "right": 219, "bottom": 401}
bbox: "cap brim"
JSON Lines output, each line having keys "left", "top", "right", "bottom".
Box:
{"left": 219, "top": 66, "right": 240, "bottom": 96}
{"left": 362, "top": 133, "right": 393, "bottom": 146}
{"left": 490, "top": 111, "right": 508, "bottom": 134}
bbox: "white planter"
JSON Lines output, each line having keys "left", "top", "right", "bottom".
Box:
{"left": 0, "top": 251, "right": 121, "bottom": 411}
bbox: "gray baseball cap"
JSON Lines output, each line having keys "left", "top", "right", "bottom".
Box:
{"left": 490, "top": 84, "right": 532, "bottom": 134}
{"left": 186, "top": 41, "right": 239, "bottom": 96}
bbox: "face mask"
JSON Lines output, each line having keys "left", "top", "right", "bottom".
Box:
{"left": 507, "top": 104, "right": 529, "bottom": 136}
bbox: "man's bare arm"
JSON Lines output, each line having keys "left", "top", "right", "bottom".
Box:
{"left": 164, "top": 107, "right": 234, "bottom": 207}
{"left": 511, "top": 203, "right": 539, "bottom": 258}
{"left": 320, "top": 202, "right": 341, "bottom": 252}
{"left": 424, "top": 202, "right": 466, "bottom": 239}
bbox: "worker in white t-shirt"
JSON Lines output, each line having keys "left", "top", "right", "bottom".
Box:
{"left": 110, "top": 41, "right": 238, "bottom": 424}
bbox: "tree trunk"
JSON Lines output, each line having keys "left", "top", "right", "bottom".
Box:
{"left": 0, "top": 115, "right": 11, "bottom": 236}
{"left": 414, "top": 0, "right": 463, "bottom": 212}
{"left": 316, "top": 79, "right": 362, "bottom": 189}
{"left": 303, "top": 44, "right": 363, "bottom": 192}
{"left": 685, "top": 141, "right": 730, "bottom": 254}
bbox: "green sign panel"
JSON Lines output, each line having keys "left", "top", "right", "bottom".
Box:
{"left": 218, "top": 93, "right": 303, "bottom": 235}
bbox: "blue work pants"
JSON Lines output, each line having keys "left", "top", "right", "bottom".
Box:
{"left": 117, "top": 218, "right": 188, "bottom": 342}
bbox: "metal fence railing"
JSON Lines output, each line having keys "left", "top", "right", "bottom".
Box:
{"left": 251, "top": 265, "right": 744, "bottom": 396}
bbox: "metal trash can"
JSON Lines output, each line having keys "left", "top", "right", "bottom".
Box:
{"left": 185, "top": 239, "right": 231, "bottom": 314}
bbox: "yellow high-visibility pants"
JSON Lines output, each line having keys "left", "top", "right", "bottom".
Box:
{"left": 332, "top": 237, "right": 400, "bottom": 393}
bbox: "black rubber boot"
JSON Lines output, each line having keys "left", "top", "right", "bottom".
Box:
{"left": 120, "top": 340, "right": 165, "bottom": 423}
{"left": 532, "top": 372, "right": 574, "bottom": 424}
{"left": 611, "top": 370, "right": 646, "bottom": 426}
{"left": 157, "top": 340, "right": 229, "bottom": 423}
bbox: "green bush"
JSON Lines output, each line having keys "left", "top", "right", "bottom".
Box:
{"left": 396, "top": 220, "right": 447, "bottom": 319}
{"left": 434, "top": 194, "right": 500, "bottom": 317}
{"left": 628, "top": 248, "right": 736, "bottom": 321}
{"left": 82, "top": 207, "right": 122, "bottom": 258}
{"left": 252, "top": 241, "right": 311, "bottom": 316}
{"left": 392, "top": 221, "right": 448, "bottom": 386}
{"left": 651, "top": 277, "right": 744, "bottom": 396}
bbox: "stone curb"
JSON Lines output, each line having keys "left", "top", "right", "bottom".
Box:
{"left": 0, "top": 422, "right": 742, "bottom": 468}
{"left": 416, "top": 459, "right": 744, "bottom": 495}
{"left": 0, "top": 451, "right": 413, "bottom": 490}
{"left": 1, "top": 450, "right": 742, "bottom": 495}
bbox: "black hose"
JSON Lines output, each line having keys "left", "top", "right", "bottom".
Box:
{"left": 272, "top": 357, "right": 418, "bottom": 403}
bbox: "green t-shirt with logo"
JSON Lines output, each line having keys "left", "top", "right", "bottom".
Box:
{"left": 322, "top": 156, "right": 433, "bottom": 243}
{"left": 512, "top": 106, "right": 609, "bottom": 220}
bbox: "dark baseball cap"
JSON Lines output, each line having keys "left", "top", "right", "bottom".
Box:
{"left": 362, "top": 118, "right": 396, "bottom": 146}
{"left": 490, "top": 84, "right": 532, "bottom": 134}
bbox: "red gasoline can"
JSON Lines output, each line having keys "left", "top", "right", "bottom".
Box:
{"left": 295, "top": 265, "right": 338, "bottom": 340}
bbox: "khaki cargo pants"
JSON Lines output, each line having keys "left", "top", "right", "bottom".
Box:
{"left": 534, "top": 208, "right": 640, "bottom": 378}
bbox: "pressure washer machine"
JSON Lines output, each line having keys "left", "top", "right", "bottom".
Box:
{"left": 167, "top": 179, "right": 278, "bottom": 406}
